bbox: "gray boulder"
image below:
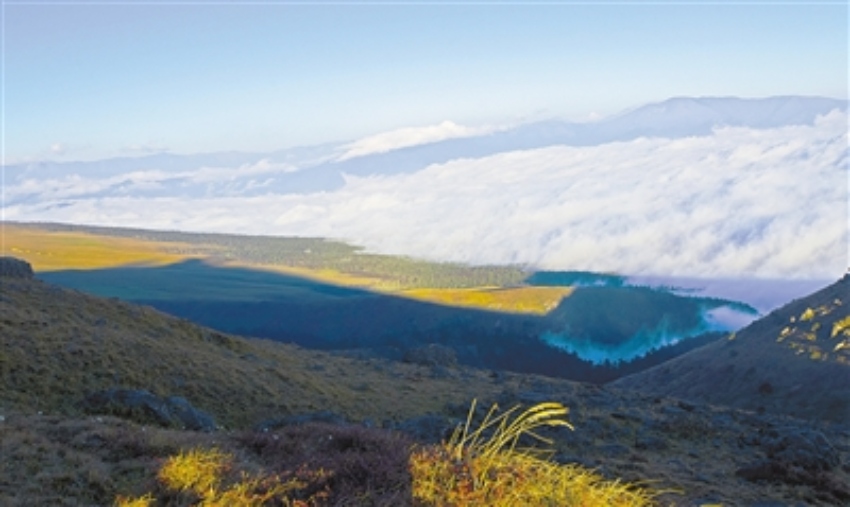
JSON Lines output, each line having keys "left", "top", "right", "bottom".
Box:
{"left": 254, "top": 410, "right": 348, "bottom": 432}
{"left": 81, "top": 388, "right": 216, "bottom": 431}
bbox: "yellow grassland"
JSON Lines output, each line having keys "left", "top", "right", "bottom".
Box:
{"left": 217, "top": 260, "right": 398, "bottom": 290}
{"left": 1, "top": 224, "right": 192, "bottom": 271}
{"left": 2, "top": 224, "right": 571, "bottom": 314}
{"left": 217, "top": 260, "right": 574, "bottom": 314}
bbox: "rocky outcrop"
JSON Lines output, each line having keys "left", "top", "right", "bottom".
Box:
{"left": 81, "top": 388, "right": 216, "bottom": 432}
{"left": 254, "top": 410, "right": 348, "bottom": 433}
{"left": 0, "top": 257, "right": 34, "bottom": 279}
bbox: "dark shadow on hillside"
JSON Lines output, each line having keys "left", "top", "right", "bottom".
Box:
{"left": 40, "top": 259, "right": 730, "bottom": 383}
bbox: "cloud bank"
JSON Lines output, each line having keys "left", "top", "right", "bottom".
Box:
{"left": 4, "top": 110, "right": 847, "bottom": 280}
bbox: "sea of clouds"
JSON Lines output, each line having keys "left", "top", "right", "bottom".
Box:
{"left": 4, "top": 109, "right": 848, "bottom": 283}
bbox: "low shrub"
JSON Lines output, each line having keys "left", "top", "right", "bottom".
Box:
{"left": 116, "top": 401, "right": 657, "bottom": 506}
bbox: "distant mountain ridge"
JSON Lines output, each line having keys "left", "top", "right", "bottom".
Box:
{"left": 4, "top": 95, "right": 845, "bottom": 201}
{"left": 605, "top": 95, "right": 846, "bottom": 134}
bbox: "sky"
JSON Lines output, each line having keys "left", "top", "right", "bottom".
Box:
{"left": 3, "top": 0, "right": 848, "bottom": 163}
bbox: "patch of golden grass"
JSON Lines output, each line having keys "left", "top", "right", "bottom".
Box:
{"left": 117, "top": 447, "right": 327, "bottom": 507}
{"left": 114, "top": 494, "right": 154, "bottom": 507}
{"left": 228, "top": 262, "right": 573, "bottom": 314}
{"left": 832, "top": 315, "right": 850, "bottom": 339}
{"left": 157, "top": 447, "right": 229, "bottom": 497}
{"left": 775, "top": 298, "right": 850, "bottom": 365}
{"left": 2, "top": 224, "right": 564, "bottom": 314}
{"left": 398, "top": 286, "right": 574, "bottom": 315}
{"left": 409, "top": 400, "right": 657, "bottom": 507}
{"left": 1, "top": 224, "right": 190, "bottom": 271}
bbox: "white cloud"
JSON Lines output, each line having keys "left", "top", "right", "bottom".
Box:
{"left": 5, "top": 110, "right": 848, "bottom": 280}
{"left": 50, "top": 143, "right": 67, "bottom": 155}
{"left": 189, "top": 159, "right": 298, "bottom": 183}
{"left": 5, "top": 158, "right": 296, "bottom": 203}
{"left": 336, "top": 120, "right": 501, "bottom": 161}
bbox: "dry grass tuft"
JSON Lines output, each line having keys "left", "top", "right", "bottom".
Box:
{"left": 409, "top": 400, "right": 657, "bottom": 507}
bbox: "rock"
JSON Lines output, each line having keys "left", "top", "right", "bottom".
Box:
{"left": 402, "top": 343, "right": 458, "bottom": 368}
{"left": 254, "top": 410, "right": 348, "bottom": 432}
{"left": 164, "top": 396, "right": 217, "bottom": 432}
{"left": 0, "top": 257, "right": 34, "bottom": 279}
{"left": 81, "top": 389, "right": 216, "bottom": 431}
{"left": 394, "top": 414, "right": 455, "bottom": 443}
{"left": 763, "top": 429, "right": 841, "bottom": 471}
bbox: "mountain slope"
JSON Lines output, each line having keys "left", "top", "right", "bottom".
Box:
{"left": 3, "top": 257, "right": 850, "bottom": 505}
{"left": 0, "top": 256, "right": 581, "bottom": 429}
{"left": 612, "top": 274, "right": 850, "bottom": 423}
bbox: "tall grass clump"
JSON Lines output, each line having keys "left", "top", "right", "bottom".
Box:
{"left": 409, "top": 400, "right": 657, "bottom": 507}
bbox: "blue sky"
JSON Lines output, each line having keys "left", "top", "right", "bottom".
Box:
{"left": 3, "top": 1, "right": 847, "bottom": 163}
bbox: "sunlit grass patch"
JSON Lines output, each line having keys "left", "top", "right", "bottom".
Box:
{"left": 399, "top": 286, "right": 574, "bottom": 315}
{"left": 409, "top": 400, "right": 657, "bottom": 507}
{"left": 3, "top": 225, "right": 190, "bottom": 271}
{"left": 221, "top": 261, "right": 397, "bottom": 290}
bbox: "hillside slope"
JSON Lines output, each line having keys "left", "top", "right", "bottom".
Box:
{"left": 613, "top": 274, "right": 850, "bottom": 423}
{"left": 2, "top": 257, "right": 850, "bottom": 505}
{"left": 0, "top": 256, "right": 577, "bottom": 429}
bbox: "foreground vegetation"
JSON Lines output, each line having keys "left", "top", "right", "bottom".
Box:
{"left": 408, "top": 400, "right": 656, "bottom": 506}
{"left": 115, "top": 402, "right": 657, "bottom": 507}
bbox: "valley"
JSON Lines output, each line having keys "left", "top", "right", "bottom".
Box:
{"left": 5, "top": 222, "right": 753, "bottom": 381}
